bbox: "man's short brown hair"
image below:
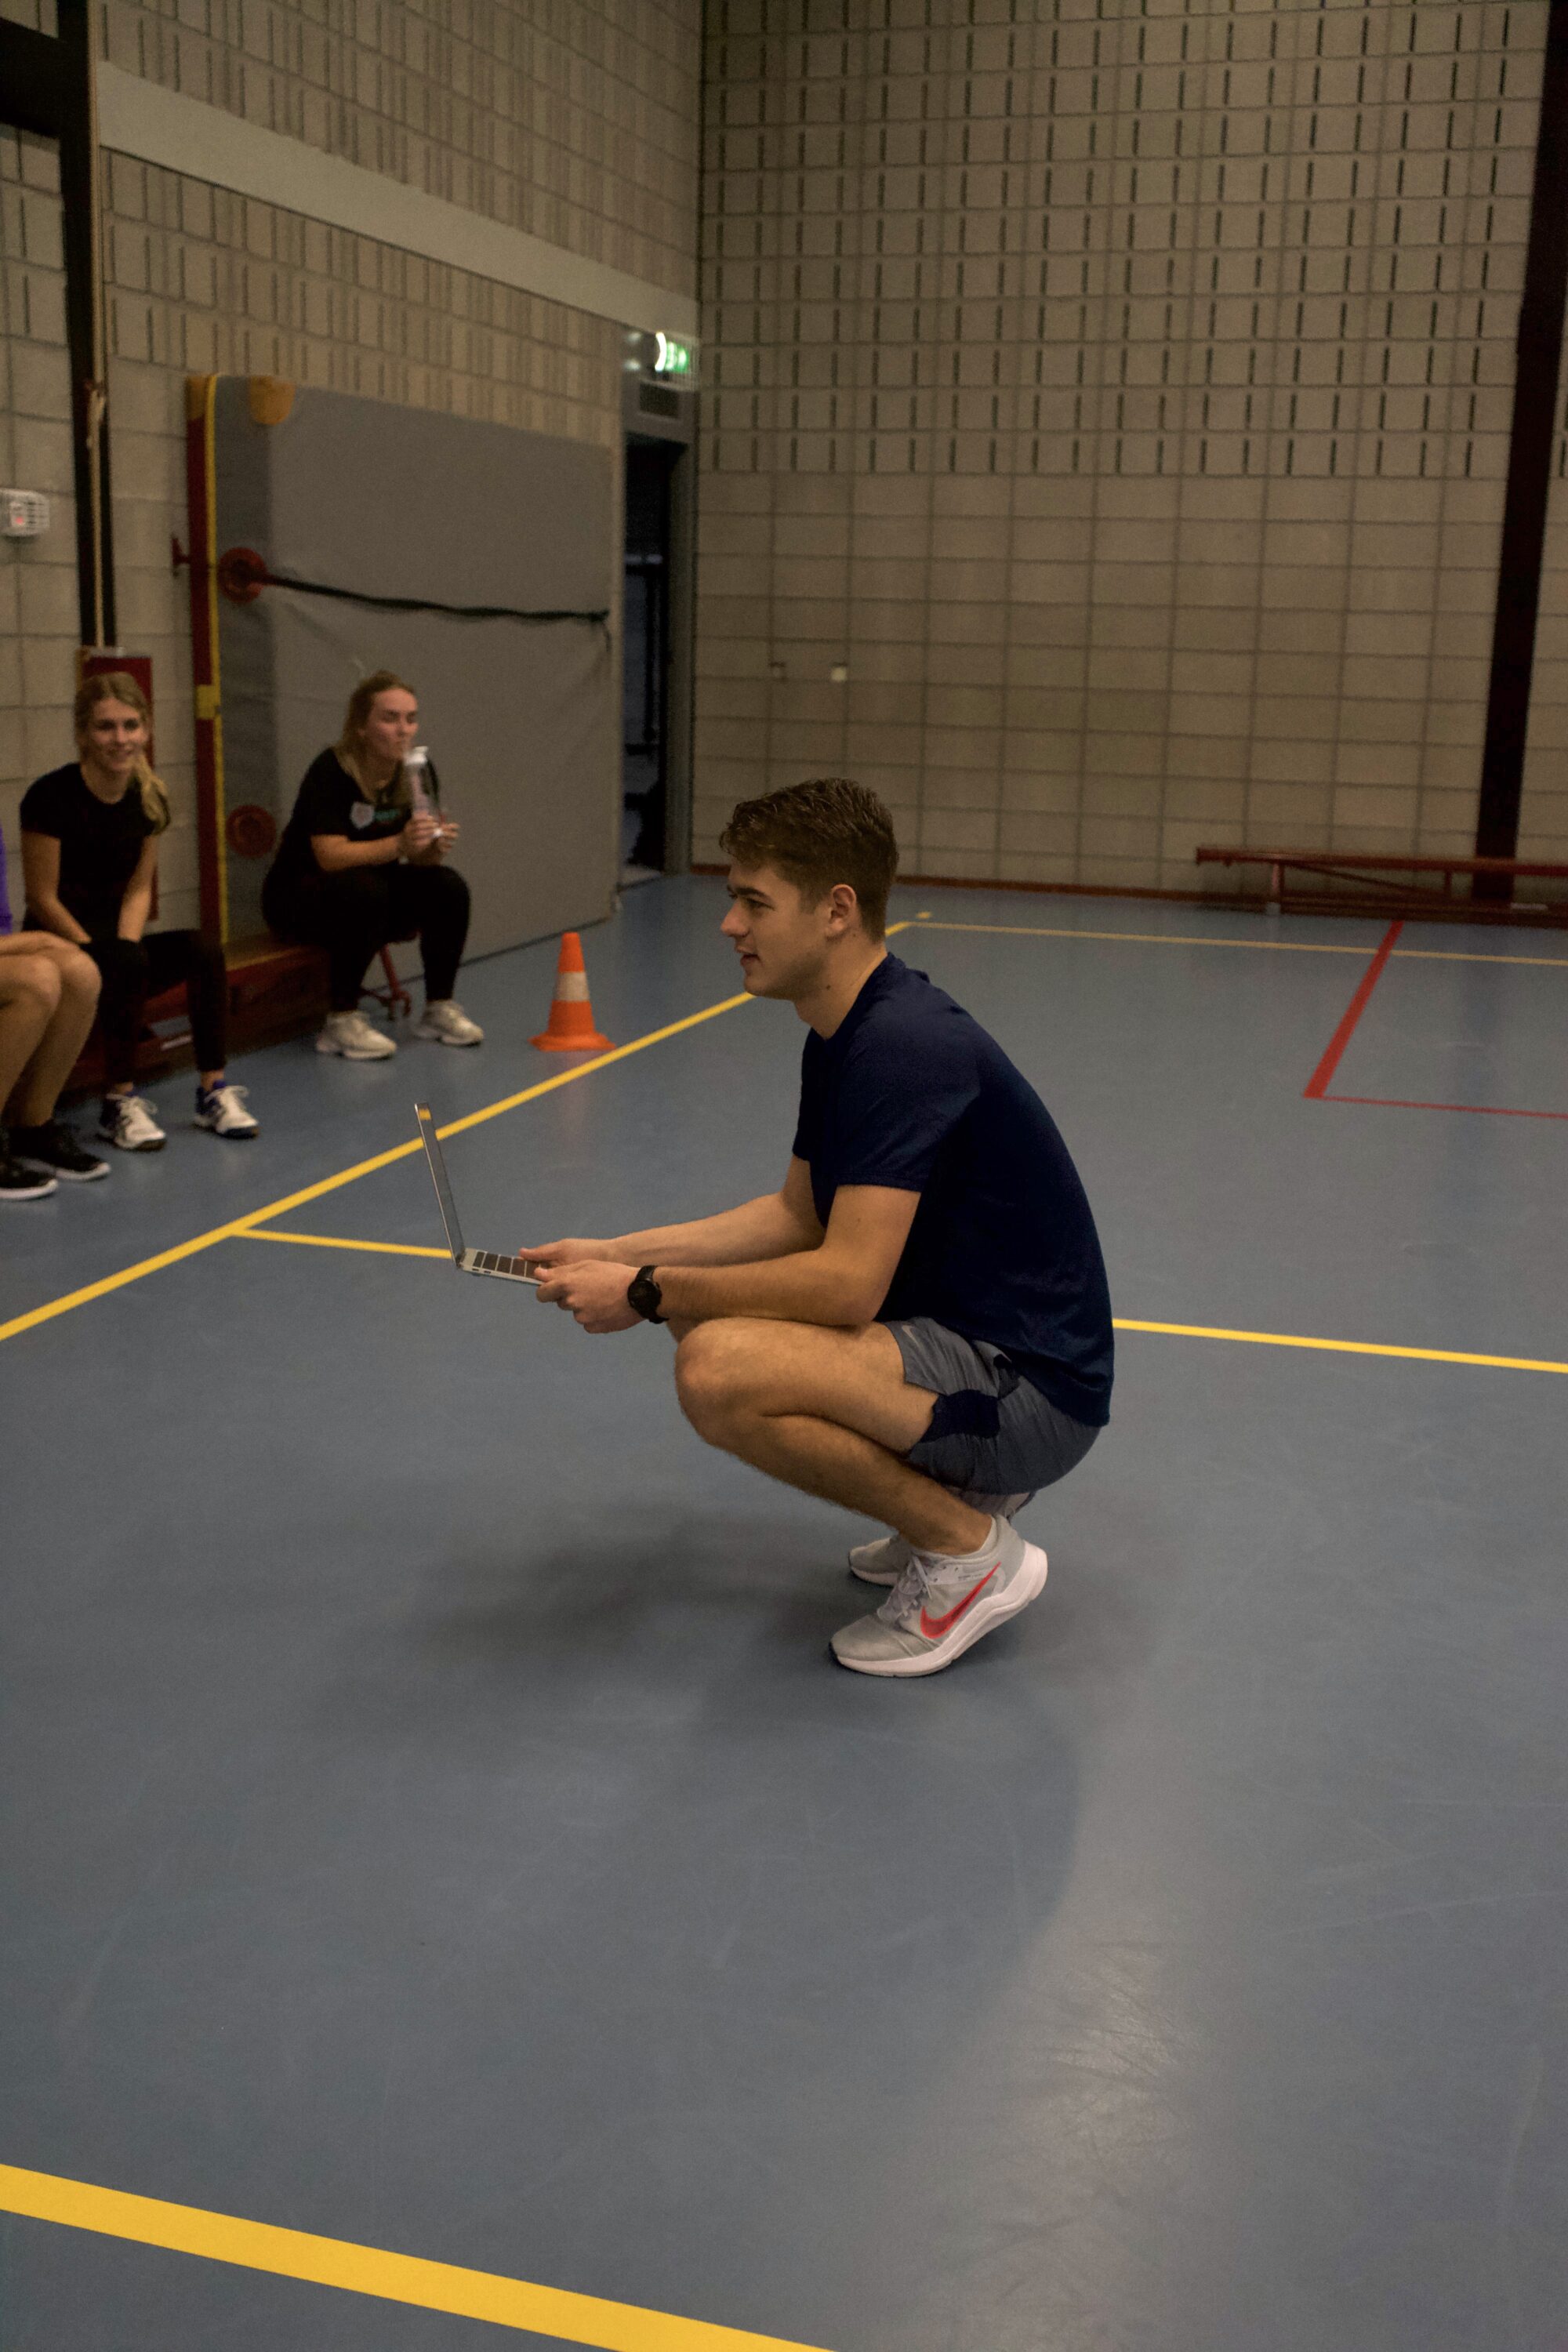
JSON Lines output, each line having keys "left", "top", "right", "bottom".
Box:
{"left": 720, "top": 778, "right": 899, "bottom": 940}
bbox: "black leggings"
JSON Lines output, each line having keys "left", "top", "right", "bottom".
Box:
{"left": 263, "top": 864, "right": 470, "bottom": 1013}
{"left": 87, "top": 931, "right": 228, "bottom": 1088}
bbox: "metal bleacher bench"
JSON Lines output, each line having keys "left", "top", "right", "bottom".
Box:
{"left": 1195, "top": 845, "right": 1568, "bottom": 921}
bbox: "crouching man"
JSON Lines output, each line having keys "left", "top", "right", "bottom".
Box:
{"left": 526, "top": 779, "right": 1113, "bottom": 1678}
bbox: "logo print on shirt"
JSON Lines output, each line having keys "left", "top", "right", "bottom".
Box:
{"left": 919, "top": 1565, "right": 998, "bottom": 1639}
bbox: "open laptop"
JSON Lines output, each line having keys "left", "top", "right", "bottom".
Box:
{"left": 415, "top": 1103, "right": 539, "bottom": 1284}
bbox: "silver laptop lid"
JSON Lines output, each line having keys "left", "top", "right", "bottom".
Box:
{"left": 415, "top": 1104, "right": 463, "bottom": 1262}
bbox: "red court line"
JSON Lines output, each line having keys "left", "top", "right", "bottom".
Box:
{"left": 1302, "top": 919, "right": 1404, "bottom": 1099}
{"left": 1323, "top": 1093, "right": 1568, "bottom": 1121}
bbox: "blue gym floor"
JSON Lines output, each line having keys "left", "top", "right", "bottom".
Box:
{"left": 2, "top": 877, "right": 1566, "bottom": 2352}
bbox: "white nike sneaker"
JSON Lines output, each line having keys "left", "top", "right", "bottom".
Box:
{"left": 832, "top": 1519, "right": 1048, "bottom": 1679}
{"left": 317, "top": 1010, "right": 397, "bottom": 1060}
{"left": 848, "top": 1491, "right": 1034, "bottom": 1585}
{"left": 414, "top": 998, "right": 484, "bottom": 1047}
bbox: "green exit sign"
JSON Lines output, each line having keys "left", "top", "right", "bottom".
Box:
{"left": 653, "top": 332, "right": 694, "bottom": 379}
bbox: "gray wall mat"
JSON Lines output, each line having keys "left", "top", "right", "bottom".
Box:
{"left": 213, "top": 379, "right": 616, "bottom": 959}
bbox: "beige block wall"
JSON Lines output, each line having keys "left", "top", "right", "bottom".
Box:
{"left": 3, "top": 2, "right": 701, "bottom": 935}
{"left": 102, "top": 0, "right": 700, "bottom": 302}
{"left": 692, "top": 0, "right": 1545, "bottom": 892}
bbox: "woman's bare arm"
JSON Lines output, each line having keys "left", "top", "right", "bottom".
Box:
{"left": 117, "top": 836, "right": 158, "bottom": 942}
{"left": 311, "top": 812, "right": 444, "bottom": 873}
{"left": 19, "top": 833, "right": 90, "bottom": 945}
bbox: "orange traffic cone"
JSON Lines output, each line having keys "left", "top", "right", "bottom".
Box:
{"left": 532, "top": 931, "right": 612, "bottom": 1052}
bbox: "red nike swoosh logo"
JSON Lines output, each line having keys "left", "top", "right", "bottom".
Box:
{"left": 920, "top": 1566, "right": 998, "bottom": 1639}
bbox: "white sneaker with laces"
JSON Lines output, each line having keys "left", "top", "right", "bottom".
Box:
{"left": 98, "top": 1094, "right": 166, "bottom": 1151}
{"left": 317, "top": 1010, "right": 397, "bottom": 1060}
{"left": 848, "top": 1490, "right": 1034, "bottom": 1585}
{"left": 194, "top": 1081, "right": 260, "bottom": 1137}
{"left": 414, "top": 998, "right": 484, "bottom": 1047}
{"left": 831, "top": 1518, "right": 1048, "bottom": 1678}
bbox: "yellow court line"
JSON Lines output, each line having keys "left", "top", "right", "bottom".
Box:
{"left": 232, "top": 1245, "right": 1567, "bottom": 1377}
{"left": 1114, "top": 1317, "right": 1568, "bottom": 1376}
{"left": 0, "top": 2162, "right": 833, "bottom": 2352}
{"left": 242, "top": 1229, "right": 449, "bottom": 1261}
{"left": 915, "top": 918, "right": 1365, "bottom": 952}
{"left": 1386, "top": 946, "right": 1568, "bottom": 969}
{"left": 0, "top": 990, "right": 752, "bottom": 1349}
{"left": 913, "top": 918, "right": 1568, "bottom": 967}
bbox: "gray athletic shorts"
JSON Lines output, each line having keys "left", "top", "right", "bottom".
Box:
{"left": 884, "top": 1316, "right": 1102, "bottom": 1497}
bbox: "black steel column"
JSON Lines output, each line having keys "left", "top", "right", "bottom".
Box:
{"left": 2, "top": 4, "right": 114, "bottom": 647}
{"left": 1474, "top": 0, "right": 1568, "bottom": 898}
{"left": 56, "top": 0, "right": 115, "bottom": 648}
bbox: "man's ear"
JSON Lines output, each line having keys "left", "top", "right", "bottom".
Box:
{"left": 825, "top": 881, "right": 860, "bottom": 935}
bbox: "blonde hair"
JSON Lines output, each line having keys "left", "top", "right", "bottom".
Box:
{"left": 335, "top": 670, "right": 418, "bottom": 801}
{"left": 74, "top": 671, "right": 171, "bottom": 834}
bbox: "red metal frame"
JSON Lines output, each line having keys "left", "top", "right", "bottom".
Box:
{"left": 184, "top": 376, "right": 225, "bottom": 941}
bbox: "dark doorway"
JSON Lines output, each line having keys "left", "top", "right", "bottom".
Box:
{"left": 622, "top": 438, "right": 677, "bottom": 880}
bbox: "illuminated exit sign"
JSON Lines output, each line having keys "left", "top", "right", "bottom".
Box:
{"left": 625, "top": 328, "right": 699, "bottom": 388}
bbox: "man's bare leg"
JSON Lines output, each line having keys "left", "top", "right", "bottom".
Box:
{"left": 673, "top": 1316, "right": 991, "bottom": 1555}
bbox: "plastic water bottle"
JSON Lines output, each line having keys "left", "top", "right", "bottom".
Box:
{"left": 404, "top": 745, "right": 434, "bottom": 817}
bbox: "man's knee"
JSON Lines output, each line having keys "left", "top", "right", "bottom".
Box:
{"left": 673, "top": 1319, "right": 766, "bottom": 1440}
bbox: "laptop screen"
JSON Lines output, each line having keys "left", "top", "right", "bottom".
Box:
{"left": 415, "top": 1105, "right": 463, "bottom": 1261}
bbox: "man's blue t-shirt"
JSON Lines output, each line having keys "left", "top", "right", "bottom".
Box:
{"left": 792, "top": 953, "right": 1113, "bottom": 1427}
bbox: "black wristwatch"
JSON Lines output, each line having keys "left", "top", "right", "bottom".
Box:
{"left": 627, "top": 1265, "right": 666, "bottom": 1323}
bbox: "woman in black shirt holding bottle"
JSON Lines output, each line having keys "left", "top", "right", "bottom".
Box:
{"left": 263, "top": 671, "right": 483, "bottom": 1060}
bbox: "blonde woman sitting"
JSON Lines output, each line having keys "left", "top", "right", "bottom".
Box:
{"left": 21, "top": 672, "right": 260, "bottom": 1150}
{"left": 262, "top": 670, "right": 481, "bottom": 1060}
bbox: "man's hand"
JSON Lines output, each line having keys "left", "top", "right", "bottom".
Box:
{"left": 535, "top": 1258, "right": 641, "bottom": 1333}
{"left": 521, "top": 1236, "right": 622, "bottom": 1269}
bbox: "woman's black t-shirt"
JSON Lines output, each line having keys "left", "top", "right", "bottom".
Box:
{"left": 20, "top": 763, "right": 155, "bottom": 940}
{"left": 267, "top": 750, "right": 440, "bottom": 896}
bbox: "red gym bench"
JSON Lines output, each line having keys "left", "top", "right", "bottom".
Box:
{"left": 1195, "top": 846, "right": 1568, "bottom": 923}
{"left": 64, "top": 938, "right": 408, "bottom": 1094}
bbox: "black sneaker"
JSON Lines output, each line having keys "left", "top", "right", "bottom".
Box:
{"left": 9, "top": 1117, "right": 111, "bottom": 1183}
{"left": 0, "top": 1139, "right": 58, "bottom": 1201}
